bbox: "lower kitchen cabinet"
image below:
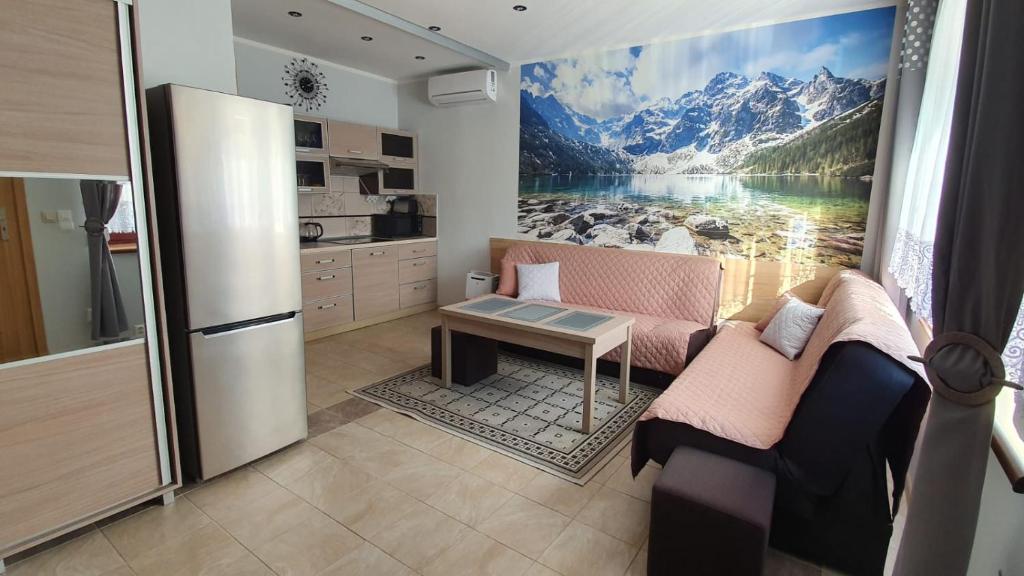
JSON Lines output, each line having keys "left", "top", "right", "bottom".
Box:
{"left": 300, "top": 240, "right": 437, "bottom": 338}
{"left": 353, "top": 246, "right": 399, "bottom": 320}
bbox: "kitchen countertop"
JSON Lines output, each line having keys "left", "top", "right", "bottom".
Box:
{"left": 299, "top": 236, "right": 436, "bottom": 254}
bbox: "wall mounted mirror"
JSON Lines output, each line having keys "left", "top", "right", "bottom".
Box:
{"left": 0, "top": 176, "right": 147, "bottom": 364}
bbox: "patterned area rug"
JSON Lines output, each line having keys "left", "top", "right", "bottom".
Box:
{"left": 352, "top": 352, "right": 660, "bottom": 484}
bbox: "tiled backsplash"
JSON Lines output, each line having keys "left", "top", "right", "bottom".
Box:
{"left": 297, "top": 175, "right": 434, "bottom": 239}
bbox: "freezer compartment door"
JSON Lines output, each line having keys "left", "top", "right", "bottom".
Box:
{"left": 189, "top": 313, "right": 307, "bottom": 480}
{"left": 167, "top": 85, "right": 301, "bottom": 329}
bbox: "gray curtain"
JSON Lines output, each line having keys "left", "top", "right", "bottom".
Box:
{"left": 863, "top": 0, "right": 937, "bottom": 293}
{"left": 894, "top": 0, "right": 1024, "bottom": 573}
{"left": 81, "top": 180, "right": 129, "bottom": 340}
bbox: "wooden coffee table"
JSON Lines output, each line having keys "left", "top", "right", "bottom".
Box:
{"left": 439, "top": 296, "right": 635, "bottom": 433}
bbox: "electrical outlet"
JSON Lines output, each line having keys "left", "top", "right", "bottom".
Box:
{"left": 85, "top": 307, "right": 92, "bottom": 322}
{"left": 40, "top": 210, "right": 58, "bottom": 223}
{"left": 133, "top": 324, "right": 146, "bottom": 338}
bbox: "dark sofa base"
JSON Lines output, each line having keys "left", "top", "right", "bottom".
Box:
{"left": 631, "top": 342, "right": 930, "bottom": 576}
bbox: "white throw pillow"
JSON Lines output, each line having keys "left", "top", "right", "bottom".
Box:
{"left": 516, "top": 262, "right": 561, "bottom": 302}
{"left": 759, "top": 298, "right": 825, "bottom": 360}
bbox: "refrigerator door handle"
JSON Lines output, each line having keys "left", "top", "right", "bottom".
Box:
{"left": 198, "top": 312, "right": 298, "bottom": 338}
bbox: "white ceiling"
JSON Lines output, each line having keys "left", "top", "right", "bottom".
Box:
{"left": 232, "top": 0, "right": 895, "bottom": 81}
{"left": 361, "top": 0, "right": 895, "bottom": 64}
{"left": 231, "top": 0, "right": 485, "bottom": 82}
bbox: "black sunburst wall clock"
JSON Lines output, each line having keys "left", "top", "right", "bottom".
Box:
{"left": 282, "top": 57, "right": 328, "bottom": 112}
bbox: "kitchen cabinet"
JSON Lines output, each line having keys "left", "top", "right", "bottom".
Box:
{"left": 294, "top": 114, "right": 328, "bottom": 154}
{"left": 296, "top": 154, "right": 329, "bottom": 194}
{"left": 301, "top": 267, "right": 353, "bottom": 303}
{"left": 379, "top": 128, "right": 417, "bottom": 166}
{"left": 400, "top": 279, "right": 437, "bottom": 309}
{"left": 300, "top": 247, "right": 354, "bottom": 334}
{"left": 353, "top": 246, "right": 399, "bottom": 320}
{"left": 397, "top": 240, "right": 437, "bottom": 310}
{"left": 328, "top": 121, "right": 379, "bottom": 160}
{"left": 303, "top": 294, "right": 354, "bottom": 332}
{"left": 301, "top": 248, "right": 352, "bottom": 271}
{"left": 399, "top": 256, "right": 436, "bottom": 285}
{"left": 300, "top": 239, "right": 437, "bottom": 338}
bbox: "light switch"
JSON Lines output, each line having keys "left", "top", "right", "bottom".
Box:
{"left": 57, "top": 209, "right": 74, "bottom": 231}
{"left": 40, "top": 210, "right": 58, "bottom": 223}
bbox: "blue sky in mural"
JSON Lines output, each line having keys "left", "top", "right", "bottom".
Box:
{"left": 520, "top": 7, "right": 896, "bottom": 120}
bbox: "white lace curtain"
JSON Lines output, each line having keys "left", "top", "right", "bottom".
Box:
{"left": 886, "top": 0, "right": 1024, "bottom": 384}
{"left": 887, "top": 0, "right": 962, "bottom": 322}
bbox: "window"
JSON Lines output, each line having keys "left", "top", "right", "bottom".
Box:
{"left": 108, "top": 183, "right": 137, "bottom": 252}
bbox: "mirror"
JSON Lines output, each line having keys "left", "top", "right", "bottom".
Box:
{"left": 0, "top": 176, "right": 146, "bottom": 364}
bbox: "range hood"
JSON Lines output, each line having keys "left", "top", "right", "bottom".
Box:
{"left": 330, "top": 157, "right": 389, "bottom": 176}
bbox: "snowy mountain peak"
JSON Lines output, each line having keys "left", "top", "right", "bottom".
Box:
{"left": 523, "top": 67, "right": 884, "bottom": 174}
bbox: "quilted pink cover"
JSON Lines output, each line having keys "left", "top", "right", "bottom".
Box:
{"left": 641, "top": 270, "right": 925, "bottom": 449}
{"left": 554, "top": 301, "right": 707, "bottom": 375}
{"left": 497, "top": 243, "right": 721, "bottom": 325}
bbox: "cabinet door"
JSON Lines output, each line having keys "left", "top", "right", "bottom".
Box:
{"left": 352, "top": 246, "right": 398, "bottom": 320}
{"left": 0, "top": 0, "right": 129, "bottom": 177}
{"left": 302, "top": 267, "right": 353, "bottom": 303}
{"left": 400, "top": 280, "right": 437, "bottom": 309}
{"left": 399, "top": 256, "right": 436, "bottom": 285}
{"left": 301, "top": 248, "right": 352, "bottom": 273}
{"left": 399, "top": 241, "right": 437, "bottom": 260}
{"left": 328, "top": 121, "right": 379, "bottom": 160}
{"left": 379, "top": 129, "right": 417, "bottom": 166}
{"left": 294, "top": 114, "right": 328, "bottom": 154}
{"left": 303, "top": 294, "right": 355, "bottom": 332}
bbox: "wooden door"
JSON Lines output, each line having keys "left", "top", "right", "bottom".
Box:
{"left": 0, "top": 178, "right": 47, "bottom": 362}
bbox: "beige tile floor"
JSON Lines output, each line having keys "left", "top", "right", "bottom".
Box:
{"left": 7, "top": 310, "right": 841, "bottom": 576}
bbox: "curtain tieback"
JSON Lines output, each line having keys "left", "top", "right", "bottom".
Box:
{"left": 909, "top": 331, "right": 1022, "bottom": 406}
{"left": 82, "top": 216, "right": 108, "bottom": 237}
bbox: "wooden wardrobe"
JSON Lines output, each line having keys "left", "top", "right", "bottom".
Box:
{"left": 0, "top": 0, "right": 179, "bottom": 562}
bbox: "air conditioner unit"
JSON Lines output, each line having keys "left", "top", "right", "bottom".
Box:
{"left": 428, "top": 69, "right": 497, "bottom": 107}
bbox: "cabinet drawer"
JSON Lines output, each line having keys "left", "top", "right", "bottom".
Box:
{"left": 400, "top": 280, "right": 437, "bottom": 309}
{"left": 301, "top": 249, "right": 351, "bottom": 273}
{"left": 303, "top": 294, "right": 354, "bottom": 332}
{"left": 398, "top": 256, "right": 436, "bottom": 284}
{"left": 353, "top": 246, "right": 398, "bottom": 320}
{"left": 398, "top": 241, "right": 436, "bottom": 261}
{"left": 328, "top": 121, "right": 379, "bottom": 160}
{"left": 301, "top": 267, "right": 353, "bottom": 303}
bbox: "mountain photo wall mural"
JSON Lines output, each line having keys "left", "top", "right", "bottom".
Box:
{"left": 517, "top": 7, "right": 896, "bottom": 268}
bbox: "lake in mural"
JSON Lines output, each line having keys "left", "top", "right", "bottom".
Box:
{"left": 517, "top": 7, "right": 896, "bottom": 267}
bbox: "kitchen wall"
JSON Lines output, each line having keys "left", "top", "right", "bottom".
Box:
{"left": 234, "top": 38, "right": 398, "bottom": 128}
{"left": 23, "top": 179, "right": 145, "bottom": 354}
{"left": 396, "top": 67, "right": 520, "bottom": 305}
{"left": 137, "top": 0, "right": 237, "bottom": 93}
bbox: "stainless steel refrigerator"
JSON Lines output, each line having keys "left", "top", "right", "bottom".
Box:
{"left": 147, "top": 84, "right": 307, "bottom": 481}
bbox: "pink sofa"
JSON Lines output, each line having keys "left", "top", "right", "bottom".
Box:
{"left": 497, "top": 242, "right": 722, "bottom": 375}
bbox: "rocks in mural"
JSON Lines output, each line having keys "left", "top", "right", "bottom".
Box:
{"left": 683, "top": 215, "right": 729, "bottom": 239}
{"left": 655, "top": 227, "right": 698, "bottom": 254}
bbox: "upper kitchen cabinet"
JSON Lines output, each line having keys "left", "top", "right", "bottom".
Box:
{"left": 294, "top": 114, "right": 328, "bottom": 155}
{"left": 328, "top": 120, "right": 379, "bottom": 160}
{"left": 379, "top": 128, "right": 417, "bottom": 167}
{"left": 0, "top": 0, "right": 130, "bottom": 178}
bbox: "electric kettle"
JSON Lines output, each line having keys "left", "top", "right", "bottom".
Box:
{"left": 300, "top": 221, "right": 324, "bottom": 243}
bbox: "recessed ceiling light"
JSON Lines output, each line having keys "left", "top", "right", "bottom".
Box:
{"left": 512, "top": 5, "right": 527, "bottom": 11}
{"left": 428, "top": 25, "right": 441, "bottom": 32}
{"left": 361, "top": 35, "right": 373, "bottom": 41}
{"left": 287, "top": 10, "right": 302, "bottom": 17}
{"left": 415, "top": 55, "right": 426, "bottom": 60}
